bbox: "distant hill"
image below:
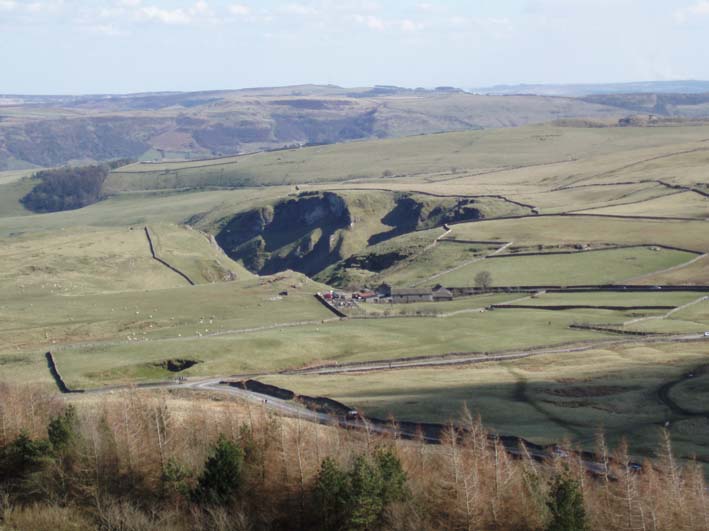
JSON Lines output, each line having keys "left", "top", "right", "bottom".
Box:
{"left": 581, "top": 92, "right": 709, "bottom": 118}
{"left": 7, "top": 83, "right": 709, "bottom": 171}
{"left": 472, "top": 80, "right": 709, "bottom": 97}
{"left": 0, "top": 85, "right": 626, "bottom": 169}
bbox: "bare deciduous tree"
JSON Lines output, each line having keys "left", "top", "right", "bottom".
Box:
{"left": 474, "top": 271, "right": 493, "bottom": 291}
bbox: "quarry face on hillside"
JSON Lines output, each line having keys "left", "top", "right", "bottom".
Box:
{"left": 214, "top": 191, "right": 513, "bottom": 280}
{"left": 216, "top": 192, "right": 352, "bottom": 276}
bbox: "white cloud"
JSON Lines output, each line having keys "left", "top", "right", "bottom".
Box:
{"left": 280, "top": 3, "right": 318, "bottom": 16}
{"left": 417, "top": 3, "right": 445, "bottom": 13}
{"left": 137, "top": 6, "right": 191, "bottom": 24}
{"left": 675, "top": 1, "right": 709, "bottom": 22}
{"left": 191, "top": 0, "right": 210, "bottom": 15}
{"left": 0, "top": 0, "right": 65, "bottom": 14}
{"left": 525, "top": 0, "right": 633, "bottom": 17}
{"left": 323, "top": 0, "right": 379, "bottom": 12}
{"left": 85, "top": 23, "right": 124, "bottom": 36}
{"left": 399, "top": 19, "right": 423, "bottom": 32}
{"left": 228, "top": 3, "right": 250, "bottom": 16}
{"left": 352, "top": 14, "right": 424, "bottom": 32}
{"left": 354, "top": 14, "right": 385, "bottom": 30}
{"left": 134, "top": 2, "right": 214, "bottom": 25}
{"left": 118, "top": 0, "right": 141, "bottom": 6}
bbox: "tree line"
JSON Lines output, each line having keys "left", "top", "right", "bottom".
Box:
{"left": 0, "top": 382, "right": 706, "bottom": 530}
{"left": 20, "top": 159, "right": 132, "bottom": 213}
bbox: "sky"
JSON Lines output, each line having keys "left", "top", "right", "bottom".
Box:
{"left": 1, "top": 0, "right": 709, "bottom": 94}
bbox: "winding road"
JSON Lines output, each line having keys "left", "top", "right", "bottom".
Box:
{"left": 657, "top": 363, "right": 709, "bottom": 419}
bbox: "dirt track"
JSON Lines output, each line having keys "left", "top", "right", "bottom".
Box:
{"left": 657, "top": 363, "right": 709, "bottom": 419}
{"left": 281, "top": 334, "right": 708, "bottom": 376}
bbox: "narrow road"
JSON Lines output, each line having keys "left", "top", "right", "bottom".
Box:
{"left": 410, "top": 240, "right": 513, "bottom": 287}
{"left": 656, "top": 363, "right": 709, "bottom": 419}
{"left": 95, "top": 377, "right": 609, "bottom": 474}
{"left": 623, "top": 295, "right": 708, "bottom": 326}
{"left": 437, "top": 293, "right": 532, "bottom": 317}
{"left": 621, "top": 253, "right": 708, "bottom": 284}
{"left": 282, "top": 334, "right": 707, "bottom": 376}
{"left": 368, "top": 226, "right": 450, "bottom": 282}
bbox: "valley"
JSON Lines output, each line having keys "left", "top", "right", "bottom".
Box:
{"left": 1, "top": 119, "right": 709, "bottom": 477}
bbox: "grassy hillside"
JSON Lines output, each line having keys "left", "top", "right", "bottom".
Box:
{"left": 2, "top": 119, "right": 709, "bottom": 480}
{"left": 0, "top": 271, "right": 333, "bottom": 379}
{"left": 263, "top": 340, "right": 709, "bottom": 459}
{"left": 0, "top": 178, "right": 34, "bottom": 217}
{"left": 148, "top": 223, "right": 253, "bottom": 283}
{"left": 0, "top": 87, "right": 630, "bottom": 169}
{"left": 446, "top": 216, "right": 709, "bottom": 252}
{"left": 0, "top": 187, "right": 291, "bottom": 237}
{"left": 212, "top": 190, "right": 530, "bottom": 279}
{"left": 0, "top": 227, "right": 190, "bottom": 298}
{"left": 0, "top": 224, "right": 254, "bottom": 300}
{"left": 34, "top": 307, "right": 622, "bottom": 389}
{"left": 104, "top": 123, "right": 709, "bottom": 193}
{"left": 430, "top": 247, "right": 697, "bottom": 287}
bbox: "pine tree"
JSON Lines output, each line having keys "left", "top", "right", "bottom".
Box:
{"left": 314, "top": 457, "right": 350, "bottom": 531}
{"left": 193, "top": 435, "right": 244, "bottom": 506}
{"left": 348, "top": 455, "right": 385, "bottom": 531}
{"left": 374, "top": 448, "right": 408, "bottom": 506}
{"left": 0, "top": 431, "right": 51, "bottom": 484}
{"left": 47, "top": 406, "right": 78, "bottom": 454}
{"left": 546, "top": 474, "right": 588, "bottom": 531}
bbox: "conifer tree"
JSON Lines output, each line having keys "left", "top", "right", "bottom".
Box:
{"left": 546, "top": 474, "right": 588, "bottom": 531}
{"left": 314, "top": 457, "right": 350, "bottom": 531}
{"left": 193, "top": 435, "right": 244, "bottom": 506}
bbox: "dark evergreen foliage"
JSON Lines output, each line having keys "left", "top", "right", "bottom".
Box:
{"left": 20, "top": 159, "right": 132, "bottom": 213}
{"left": 312, "top": 448, "right": 410, "bottom": 531}
{"left": 0, "top": 431, "right": 51, "bottom": 484}
{"left": 192, "top": 435, "right": 245, "bottom": 506}
{"left": 47, "top": 405, "right": 78, "bottom": 453}
{"left": 546, "top": 475, "right": 588, "bottom": 531}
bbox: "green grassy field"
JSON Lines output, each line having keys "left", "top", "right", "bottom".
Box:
{"left": 577, "top": 190, "right": 709, "bottom": 219}
{"left": 621, "top": 299, "right": 709, "bottom": 334}
{"left": 0, "top": 169, "right": 37, "bottom": 185}
{"left": 13, "top": 307, "right": 646, "bottom": 389}
{"left": 262, "top": 340, "right": 709, "bottom": 464}
{"left": 104, "top": 124, "right": 709, "bottom": 194}
{"left": 430, "top": 247, "right": 697, "bottom": 287}
{"left": 2, "top": 120, "right": 709, "bottom": 473}
{"left": 633, "top": 255, "right": 709, "bottom": 285}
{"left": 0, "top": 274, "right": 331, "bottom": 350}
{"left": 148, "top": 223, "right": 253, "bottom": 283}
{"left": 519, "top": 291, "right": 706, "bottom": 307}
{"left": 374, "top": 241, "right": 500, "bottom": 286}
{"left": 0, "top": 178, "right": 34, "bottom": 217}
{"left": 447, "top": 216, "right": 709, "bottom": 252}
{"left": 0, "top": 187, "right": 291, "bottom": 237}
{"left": 346, "top": 293, "right": 527, "bottom": 317}
{"left": 0, "top": 227, "right": 190, "bottom": 298}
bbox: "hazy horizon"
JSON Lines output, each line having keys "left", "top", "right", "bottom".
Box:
{"left": 4, "top": 79, "right": 709, "bottom": 98}
{"left": 2, "top": 0, "right": 709, "bottom": 94}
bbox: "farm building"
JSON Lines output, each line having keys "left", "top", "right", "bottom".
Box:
{"left": 354, "top": 290, "right": 377, "bottom": 300}
{"left": 432, "top": 286, "right": 453, "bottom": 301}
{"left": 391, "top": 288, "right": 434, "bottom": 303}
{"left": 376, "top": 283, "right": 392, "bottom": 298}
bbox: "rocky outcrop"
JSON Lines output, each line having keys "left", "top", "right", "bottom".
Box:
{"left": 216, "top": 192, "right": 352, "bottom": 275}
{"left": 216, "top": 191, "right": 500, "bottom": 280}
{"left": 370, "top": 195, "right": 482, "bottom": 245}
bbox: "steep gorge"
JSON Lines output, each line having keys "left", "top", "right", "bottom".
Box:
{"left": 214, "top": 191, "right": 528, "bottom": 279}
